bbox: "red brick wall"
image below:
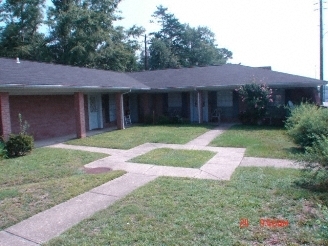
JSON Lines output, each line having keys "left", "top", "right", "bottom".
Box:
{"left": 10, "top": 95, "right": 76, "bottom": 140}
{"left": 0, "top": 93, "right": 12, "bottom": 140}
{"left": 286, "top": 88, "right": 320, "bottom": 105}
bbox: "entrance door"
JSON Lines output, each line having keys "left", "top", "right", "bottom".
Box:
{"left": 190, "top": 91, "right": 208, "bottom": 123}
{"left": 190, "top": 92, "right": 198, "bottom": 122}
{"left": 88, "top": 95, "right": 103, "bottom": 130}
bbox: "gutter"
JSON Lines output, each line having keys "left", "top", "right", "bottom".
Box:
{"left": 0, "top": 84, "right": 150, "bottom": 93}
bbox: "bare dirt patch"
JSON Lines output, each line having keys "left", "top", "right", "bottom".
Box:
{"left": 83, "top": 167, "right": 112, "bottom": 174}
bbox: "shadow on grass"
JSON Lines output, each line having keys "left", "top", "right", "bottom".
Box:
{"left": 294, "top": 180, "right": 328, "bottom": 194}
{"left": 140, "top": 123, "right": 215, "bottom": 129}
{"left": 283, "top": 146, "right": 303, "bottom": 156}
{"left": 293, "top": 170, "right": 328, "bottom": 195}
{"left": 228, "top": 124, "right": 285, "bottom": 131}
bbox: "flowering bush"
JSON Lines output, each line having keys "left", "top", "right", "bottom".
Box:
{"left": 236, "top": 83, "right": 273, "bottom": 125}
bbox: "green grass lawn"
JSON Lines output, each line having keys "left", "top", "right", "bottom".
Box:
{"left": 66, "top": 124, "right": 213, "bottom": 149}
{"left": 129, "top": 148, "right": 216, "bottom": 168}
{"left": 0, "top": 148, "right": 125, "bottom": 230}
{"left": 210, "top": 124, "right": 299, "bottom": 159}
{"left": 45, "top": 167, "right": 328, "bottom": 245}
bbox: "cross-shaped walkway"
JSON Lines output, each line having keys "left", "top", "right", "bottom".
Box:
{"left": 0, "top": 124, "right": 297, "bottom": 245}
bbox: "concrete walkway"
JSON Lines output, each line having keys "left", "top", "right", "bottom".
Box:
{"left": 0, "top": 124, "right": 298, "bottom": 245}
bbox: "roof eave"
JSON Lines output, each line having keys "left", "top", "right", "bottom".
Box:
{"left": 0, "top": 84, "right": 150, "bottom": 95}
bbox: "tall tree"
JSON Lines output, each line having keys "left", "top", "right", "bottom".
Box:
{"left": 47, "top": 0, "right": 144, "bottom": 71}
{"left": 181, "top": 26, "right": 233, "bottom": 66}
{"left": 148, "top": 5, "right": 232, "bottom": 70}
{"left": 0, "top": 0, "right": 46, "bottom": 59}
{"left": 148, "top": 38, "right": 178, "bottom": 69}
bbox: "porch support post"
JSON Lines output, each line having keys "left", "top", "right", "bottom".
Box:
{"left": 197, "top": 91, "right": 203, "bottom": 124}
{"left": 0, "top": 92, "right": 11, "bottom": 140}
{"left": 313, "top": 87, "right": 321, "bottom": 105}
{"left": 116, "top": 92, "right": 124, "bottom": 130}
{"left": 74, "top": 92, "right": 86, "bottom": 138}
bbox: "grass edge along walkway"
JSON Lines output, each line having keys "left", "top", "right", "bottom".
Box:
{"left": 0, "top": 148, "right": 125, "bottom": 231}
{"left": 45, "top": 167, "right": 328, "bottom": 245}
{"left": 128, "top": 148, "right": 217, "bottom": 168}
{"left": 66, "top": 124, "right": 214, "bottom": 149}
{"left": 210, "top": 124, "right": 299, "bottom": 159}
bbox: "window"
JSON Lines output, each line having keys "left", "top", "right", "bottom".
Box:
{"left": 168, "top": 93, "right": 182, "bottom": 107}
{"left": 217, "top": 90, "right": 233, "bottom": 107}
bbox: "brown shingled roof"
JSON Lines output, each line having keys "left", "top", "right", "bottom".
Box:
{"left": 128, "top": 64, "right": 326, "bottom": 90}
{"left": 0, "top": 58, "right": 149, "bottom": 90}
{"left": 0, "top": 58, "right": 326, "bottom": 93}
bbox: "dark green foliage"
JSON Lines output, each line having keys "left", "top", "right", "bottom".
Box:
{"left": 5, "top": 114, "right": 34, "bottom": 158}
{"left": 286, "top": 103, "right": 328, "bottom": 189}
{"left": 6, "top": 134, "right": 33, "bottom": 157}
{"left": 6, "top": 133, "right": 34, "bottom": 157}
{"left": 296, "top": 136, "right": 328, "bottom": 190}
{"left": 285, "top": 103, "right": 328, "bottom": 148}
{"left": 46, "top": 0, "right": 144, "bottom": 71}
{"left": 148, "top": 5, "right": 232, "bottom": 70}
{"left": 0, "top": 0, "right": 144, "bottom": 71}
{"left": 0, "top": 140, "right": 8, "bottom": 159}
{"left": 236, "top": 83, "right": 273, "bottom": 125}
{"left": 265, "top": 105, "right": 288, "bottom": 126}
{"left": 0, "top": 0, "right": 46, "bottom": 60}
{"left": 303, "top": 136, "right": 328, "bottom": 168}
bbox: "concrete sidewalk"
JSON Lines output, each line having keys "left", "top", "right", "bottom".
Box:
{"left": 0, "top": 173, "right": 157, "bottom": 246}
{"left": 0, "top": 123, "right": 298, "bottom": 245}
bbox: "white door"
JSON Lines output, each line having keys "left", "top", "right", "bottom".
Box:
{"left": 189, "top": 92, "right": 208, "bottom": 122}
{"left": 109, "top": 94, "right": 116, "bottom": 122}
{"left": 88, "top": 95, "right": 103, "bottom": 130}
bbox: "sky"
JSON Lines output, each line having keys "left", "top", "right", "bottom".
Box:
{"left": 115, "top": 0, "right": 328, "bottom": 80}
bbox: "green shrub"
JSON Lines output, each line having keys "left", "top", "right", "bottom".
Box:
{"left": 296, "top": 136, "right": 328, "bottom": 190}
{"left": 6, "top": 134, "right": 34, "bottom": 157}
{"left": 302, "top": 135, "right": 328, "bottom": 168}
{"left": 0, "top": 140, "right": 8, "bottom": 159}
{"left": 285, "top": 103, "right": 328, "bottom": 148}
{"left": 317, "top": 204, "right": 328, "bottom": 239}
{"left": 5, "top": 113, "right": 34, "bottom": 158}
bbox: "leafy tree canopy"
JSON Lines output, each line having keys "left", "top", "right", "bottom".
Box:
{"left": 0, "top": 0, "right": 145, "bottom": 71}
{"left": 147, "top": 5, "right": 232, "bottom": 70}
{"left": 0, "top": 0, "right": 46, "bottom": 59}
{"left": 0, "top": 2, "right": 232, "bottom": 72}
{"left": 46, "top": 0, "right": 144, "bottom": 71}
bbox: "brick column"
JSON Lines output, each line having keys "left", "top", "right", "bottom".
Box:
{"left": 197, "top": 91, "right": 203, "bottom": 124}
{"left": 74, "top": 92, "right": 86, "bottom": 138}
{"left": 116, "top": 92, "right": 124, "bottom": 130}
{"left": 312, "top": 87, "right": 321, "bottom": 105}
{"left": 0, "top": 93, "right": 11, "bottom": 140}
